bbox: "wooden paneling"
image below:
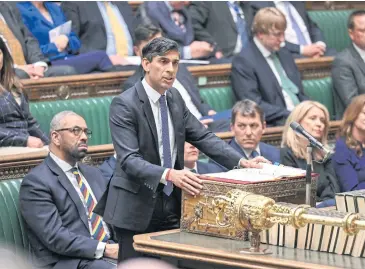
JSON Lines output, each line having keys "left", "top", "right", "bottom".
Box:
{"left": 24, "top": 57, "right": 333, "bottom": 102}
{"left": 0, "top": 121, "right": 341, "bottom": 180}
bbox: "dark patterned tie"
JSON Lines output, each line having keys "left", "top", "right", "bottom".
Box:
{"left": 159, "top": 95, "right": 173, "bottom": 196}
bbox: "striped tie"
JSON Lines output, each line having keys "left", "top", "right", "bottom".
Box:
{"left": 71, "top": 168, "right": 109, "bottom": 242}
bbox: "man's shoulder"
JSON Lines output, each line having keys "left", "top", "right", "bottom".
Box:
{"left": 21, "top": 161, "right": 51, "bottom": 185}
{"left": 333, "top": 47, "right": 356, "bottom": 65}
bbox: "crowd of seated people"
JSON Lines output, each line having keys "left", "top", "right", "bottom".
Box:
{"left": 5, "top": 2, "right": 365, "bottom": 267}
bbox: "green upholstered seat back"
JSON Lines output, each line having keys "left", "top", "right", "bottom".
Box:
{"left": 199, "top": 87, "right": 236, "bottom": 112}
{"left": 308, "top": 10, "right": 353, "bottom": 52}
{"left": 302, "top": 77, "right": 334, "bottom": 119}
{"left": 30, "top": 97, "right": 114, "bottom": 146}
{"left": 0, "top": 179, "right": 29, "bottom": 255}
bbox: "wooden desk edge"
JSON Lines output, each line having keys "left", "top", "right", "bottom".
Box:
{"left": 133, "top": 230, "right": 340, "bottom": 269}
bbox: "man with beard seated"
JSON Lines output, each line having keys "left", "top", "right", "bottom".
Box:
{"left": 19, "top": 111, "right": 118, "bottom": 269}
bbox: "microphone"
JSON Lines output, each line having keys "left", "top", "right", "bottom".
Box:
{"left": 289, "top": 121, "right": 332, "bottom": 159}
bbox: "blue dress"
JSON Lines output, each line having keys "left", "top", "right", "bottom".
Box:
{"left": 17, "top": 2, "right": 113, "bottom": 74}
{"left": 333, "top": 137, "right": 365, "bottom": 191}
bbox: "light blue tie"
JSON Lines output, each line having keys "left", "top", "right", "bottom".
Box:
{"left": 159, "top": 95, "right": 173, "bottom": 196}
{"left": 228, "top": 2, "right": 248, "bottom": 49}
{"left": 285, "top": 2, "right": 308, "bottom": 45}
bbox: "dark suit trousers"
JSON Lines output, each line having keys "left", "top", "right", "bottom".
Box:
{"left": 51, "top": 51, "right": 113, "bottom": 74}
{"left": 114, "top": 184, "right": 180, "bottom": 262}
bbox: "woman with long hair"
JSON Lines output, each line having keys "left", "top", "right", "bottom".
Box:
{"left": 0, "top": 37, "right": 49, "bottom": 148}
{"left": 281, "top": 101, "right": 340, "bottom": 207}
{"left": 333, "top": 95, "right": 365, "bottom": 191}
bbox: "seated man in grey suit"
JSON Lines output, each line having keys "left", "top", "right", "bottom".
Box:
{"left": 210, "top": 100, "right": 280, "bottom": 171}
{"left": 231, "top": 7, "right": 307, "bottom": 127}
{"left": 0, "top": 2, "right": 77, "bottom": 79}
{"left": 19, "top": 111, "right": 118, "bottom": 269}
{"left": 332, "top": 10, "right": 365, "bottom": 119}
{"left": 124, "top": 24, "right": 231, "bottom": 132}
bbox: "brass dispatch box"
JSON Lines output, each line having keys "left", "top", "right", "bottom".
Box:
{"left": 180, "top": 173, "right": 317, "bottom": 241}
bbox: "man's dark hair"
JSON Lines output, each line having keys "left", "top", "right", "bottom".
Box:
{"left": 134, "top": 24, "right": 162, "bottom": 47}
{"left": 231, "top": 100, "right": 265, "bottom": 125}
{"left": 142, "top": 37, "right": 179, "bottom": 62}
{"left": 348, "top": 10, "right": 365, "bottom": 30}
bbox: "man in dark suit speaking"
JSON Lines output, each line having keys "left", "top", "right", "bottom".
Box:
{"left": 19, "top": 111, "right": 118, "bottom": 269}
{"left": 97, "top": 37, "right": 269, "bottom": 261}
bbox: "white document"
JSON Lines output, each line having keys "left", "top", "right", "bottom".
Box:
{"left": 204, "top": 163, "right": 306, "bottom": 182}
{"left": 49, "top": 20, "right": 72, "bottom": 43}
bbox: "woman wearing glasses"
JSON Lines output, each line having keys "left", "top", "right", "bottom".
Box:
{"left": 0, "top": 37, "right": 49, "bottom": 147}
{"left": 281, "top": 101, "right": 340, "bottom": 207}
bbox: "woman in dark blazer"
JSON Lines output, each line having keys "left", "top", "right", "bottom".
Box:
{"left": 0, "top": 38, "right": 48, "bottom": 147}
{"left": 16, "top": 1, "right": 115, "bottom": 74}
{"left": 333, "top": 95, "right": 365, "bottom": 192}
{"left": 281, "top": 101, "right": 340, "bottom": 207}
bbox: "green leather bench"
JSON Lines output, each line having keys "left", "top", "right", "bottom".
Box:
{"left": 308, "top": 10, "right": 353, "bottom": 53}
{"left": 30, "top": 97, "right": 114, "bottom": 146}
{"left": 199, "top": 78, "right": 335, "bottom": 120}
{"left": 28, "top": 77, "right": 334, "bottom": 146}
{"left": 302, "top": 77, "right": 335, "bottom": 120}
{"left": 199, "top": 87, "right": 235, "bottom": 112}
{"left": 0, "top": 179, "right": 30, "bottom": 255}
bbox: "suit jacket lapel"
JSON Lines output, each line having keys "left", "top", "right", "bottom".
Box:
{"left": 252, "top": 43, "right": 285, "bottom": 101}
{"left": 136, "top": 81, "right": 159, "bottom": 153}
{"left": 3, "top": 91, "right": 24, "bottom": 117}
{"left": 229, "top": 139, "right": 248, "bottom": 159}
{"left": 45, "top": 156, "right": 89, "bottom": 231}
{"left": 349, "top": 44, "right": 365, "bottom": 76}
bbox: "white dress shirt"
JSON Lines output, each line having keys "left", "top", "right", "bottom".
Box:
{"left": 172, "top": 79, "right": 202, "bottom": 119}
{"left": 254, "top": 37, "right": 295, "bottom": 111}
{"left": 184, "top": 163, "right": 198, "bottom": 173}
{"left": 49, "top": 152, "right": 109, "bottom": 259}
{"left": 142, "top": 79, "right": 177, "bottom": 184}
{"left": 236, "top": 138, "right": 261, "bottom": 160}
{"left": 0, "top": 13, "right": 48, "bottom": 70}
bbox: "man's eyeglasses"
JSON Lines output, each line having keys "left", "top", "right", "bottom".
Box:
{"left": 55, "top": 127, "right": 92, "bottom": 138}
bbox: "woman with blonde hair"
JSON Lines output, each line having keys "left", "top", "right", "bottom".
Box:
{"left": 0, "top": 37, "right": 48, "bottom": 147}
{"left": 281, "top": 101, "right": 340, "bottom": 207}
{"left": 333, "top": 94, "right": 365, "bottom": 192}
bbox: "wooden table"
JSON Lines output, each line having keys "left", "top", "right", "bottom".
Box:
{"left": 134, "top": 229, "right": 365, "bottom": 269}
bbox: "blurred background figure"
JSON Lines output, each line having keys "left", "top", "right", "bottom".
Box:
{"left": 118, "top": 258, "right": 177, "bottom": 269}
{"left": 0, "top": 37, "right": 49, "bottom": 148}
{"left": 138, "top": 1, "right": 227, "bottom": 63}
{"left": 281, "top": 101, "right": 340, "bottom": 207}
{"left": 16, "top": 1, "right": 120, "bottom": 75}
{"left": 333, "top": 94, "right": 365, "bottom": 192}
{"left": 184, "top": 142, "right": 224, "bottom": 174}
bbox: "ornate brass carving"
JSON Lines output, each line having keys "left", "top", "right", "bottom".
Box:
{"left": 189, "top": 189, "right": 365, "bottom": 255}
